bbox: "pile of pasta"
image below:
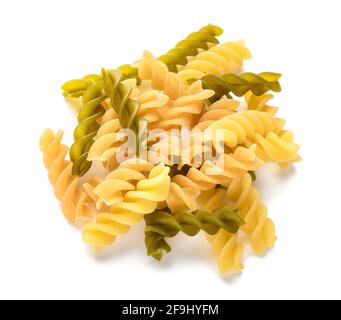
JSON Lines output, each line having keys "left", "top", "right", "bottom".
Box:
{"left": 40, "top": 24, "right": 300, "bottom": 275}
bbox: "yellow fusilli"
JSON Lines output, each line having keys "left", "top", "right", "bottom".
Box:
{"left": 39, "top": 129, "right": 93, "bottom": 223}
{"left": 82, "top": 162, "right": 170, "bottom": 248}
{"left": 178, "top": 41, "right": 252, "bottom": 82}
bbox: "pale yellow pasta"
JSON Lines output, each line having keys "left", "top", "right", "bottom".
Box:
{"left": 92, "top": 159, "right": 154, "bottom": 209}
{"left": 147, "top": 135, "right": 181, "bottom": 166}
{"left": 166, "top": 182, "right": 200, "bottom": 212}
{"left": 43, "top": 27, "right": 301, "bottom": 276}
{"left": 82, "top": 162, "right": 170, "bottom": 248}
{"left": 137, "top": 90, "right": 170, "bottom": 123}
{"left": 194, "top": 96, "right": 240, "bottom": 131}
{"left": 245, "top": 92, "right": 279, "bottom": 116}
{"left": 82, "top": 176, "right": 102, "bottom": 204}
{"left": 242, "top": 94, "right": 301, "bottom": 165}
{"left": 207, "top": 231, "right": 244, "bottom": 275}
{"left": 178, "top": 41, "right": 252, "bottom": 82}
{"left": 172, "top": 145, "right": 263, "bottom": 191}
{"left": 226, "top": 172, "right": 276, "bottom": 255}
{"left": 100, "top": 107, "right": 118, "bottom": 125}
{"left": 197, "top": 187, "right": 227, "bottom": 211}
{"left": 138, "top": 51, "right": 189, "bottom": 99}
{"left": 252, "top": 131, "right": 301, "bottom": 165}
{"left": 151, "top": 80, "right": 214, "bottom": 130}
{"left": 39, "top": 129, "right": 93, "bottom": 223}
{"left": 87, "top": 119, "right": 124, "bottom": 163}
{"left": 207, "top": 110, "right": 285, "bottom": 151}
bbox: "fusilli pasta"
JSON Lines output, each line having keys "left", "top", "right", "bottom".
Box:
{"left": 226, "top": 172, "right": 276, "bottom": 255}
{"left": 69, "top": 81, "right": 107, "bottom": 176}
{"left": 199, "top": 72, "right": 281, "bottom": 102}
{"left": 177, "top": 41, "right": 252, "bottom": 82}
{"left": 40, "top": 129, "right": 93, "bottom": 223}
{"left": 145, "top": 208, "right": 244, "bottom": 261}
{"left": 42, "top": 24, "right": 300, "bottom": 276}
{"left": 82, "top": 162, "right": 170, "bottom": 248}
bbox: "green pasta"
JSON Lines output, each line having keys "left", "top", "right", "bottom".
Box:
{"left": 62, "top": 24, "right": 224, "bottom": 98}
{"left": 69, "top": 81, "right": 107, "bottom": 176}
{"left": 158, "top": 24, "right": 224, "bottom": 72}
{"left": 64, "top": 24, "right": 226, "bottom": 176}
{"left": 145, "top": 208, "right": 244, "bottom": 261}
{"left": 61, "top": 74, "right": 102, "bottom": 98}
{"left": 101, "top": 69, "right": 141, "bottom": 134}
{"left": 196, "top": 72, "right": 281, "bottom": 102}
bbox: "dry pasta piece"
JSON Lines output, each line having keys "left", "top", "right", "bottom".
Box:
{"left": 151, "top": 80, "right": 214, "bottom": 130}
{"left": 166, "top": 182, "right": 201, "bottom": 212}
{"left": 197, "top": 187, "right": 227, "bottom": 211}
{"left": 194, "top": 96, "right": 240, "bottom": 131}
{"left": 158, "top": 24, "right": 224, "bottom": 72}
{"left": 82, "top": 162, "right": 170, "bottom": 248}
{"left": 226, "top": 172, "right": 276, "bottom": 255}
{"left": 245, "top": 92, "right": 279, "bottom": 116}
{"left": 252, "top": 131, "right": 301, "bottom": 165}
{"left": 172, "top": 145, "right": 263, "bottom": 191}
{"left": 207, "top": 110, "right": 286, "bottom": 151}
{"left": 145, "top": 208, "right": 243, "bottom": 261}
{"left": 39, "top": 129, "right": 93, "bottom": 223}
{"left": 207, "top": 230, "right": 244, "bottom": 275}
{"left": 178, "top": 41, "right": 252, "bottom": 82}
{"left": 87, "top": 119, "right": 125, "bottom": 163}
{"left": 138, "top": 51, "right": 189, "bottom": 100}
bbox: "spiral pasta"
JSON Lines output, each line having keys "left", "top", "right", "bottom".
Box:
{"left": 207, "top": 110, "right": 286, "bottom": 151}
{"left": 40, "top": 129, "right": 93, "bottom": 223}
{"left": 43, "top": 25, "right": 300, "bottom": 276}
{"left": 137, "top": 90, "right": 169, "bottom": 124}
{"left": 177, "top": 41, "right": 252, "bottom": 82}
{"left": 197, "top": 187, "right": 227, "bottom": 211}
{"left": 138, "top": 51, "right": 189, "bottom": 100}
{"left": 145, "top": 208, "right": 244, "bottom": 260}
{"left": 151, "top": 80, "right": 215, "bottom": 130}
{"left": 172, "top": 145, "right": 263, "bottom": 192}
{"left": 87, "top": 118, "right": 125, "bottom": 163}
{"left": 166, "top": 181, "right": 201, "bottom": 212}
{"left": 82, "top": 162, "right": 171, "bottom": 248}
{"left": 69, "top": 81, "right": 107, "bottom": 176}
{"left": 245, "top": 92, "right": 279, "bottom": 116}
{"left": 226, "top": 172, "right": 276, "bottom": 255}
{"left": 207, "top": 230, "right": 244, "bottom": 274}
{"left": 158, "top": 24, "right": 224, "bottom": 72}
{"left": 101, "top": 69, "right": 141, "bottom": 134}
{"left": 195, "top": 96, "right": 240, "bottom": 131}
{"left": 199, "top": 72, "right": 281, "bottom": 102}
{"left": 252, "top": 131, "right": 301, "bottom": 165}
{"left": 62, "top": 74, "right": 102, "bottom": 98}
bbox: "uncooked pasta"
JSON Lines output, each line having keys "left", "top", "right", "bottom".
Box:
{"left": 40, "top": 24, "right": 300, "bottom": 276}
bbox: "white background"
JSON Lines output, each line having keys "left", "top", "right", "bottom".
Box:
{"left": 0, "top": 0, "right": 340, "bottom": 300}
